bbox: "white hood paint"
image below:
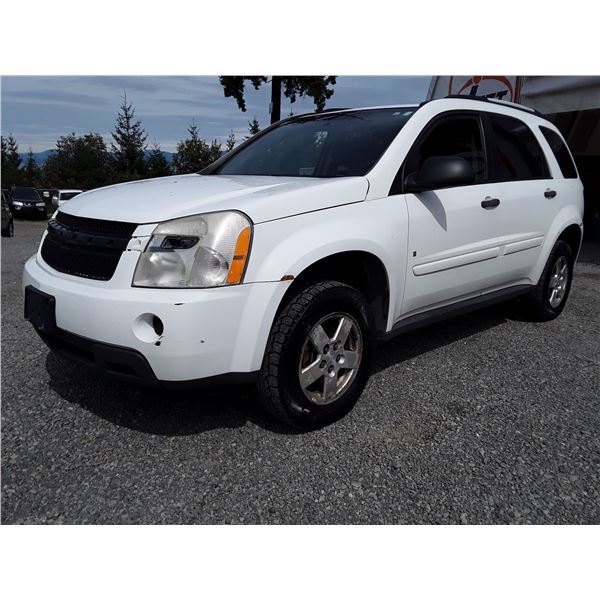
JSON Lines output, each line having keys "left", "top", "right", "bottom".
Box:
{"left": 59, "top": 174, "right": 369, "bottom": 224}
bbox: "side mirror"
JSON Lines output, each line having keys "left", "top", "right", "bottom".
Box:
{"left": 405, "top": 156, "right": 476, "bottom": 193}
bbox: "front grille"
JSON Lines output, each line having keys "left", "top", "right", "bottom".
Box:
{"left": 41, "top": 213, "right": 138, "bottom": 281}
{"left": 55, "top": 211, "right": 137, "bottom": 238}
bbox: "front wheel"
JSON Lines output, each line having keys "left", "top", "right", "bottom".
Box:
{"left": 258, "top": 281, "right": 372, "bottom": 430}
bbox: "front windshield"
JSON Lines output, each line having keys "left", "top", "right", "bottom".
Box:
{"left": 215, "top": 108, "right": 417, "bottom": 178}
{"left": 12, "top": 187, "right": 39, "bottom": 199}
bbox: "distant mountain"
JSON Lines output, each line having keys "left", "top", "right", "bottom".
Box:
{"left": 18, "top": 150, "right": 56, "bottom": 165}
{"left": 19, "top": 149, "right": 176, "bottom": 165}
{"left": 145, "top": 150, "right": 174, "bottom": 163}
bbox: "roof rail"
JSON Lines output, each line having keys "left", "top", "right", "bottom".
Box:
{"left": 318, "top": 107, "right": 350, "bottom": 113}
{"left": 446, "top": 94, "right": 543, "bottom": 117}
{"left": 422, "top": 94, "right": 544, "bottom": 118}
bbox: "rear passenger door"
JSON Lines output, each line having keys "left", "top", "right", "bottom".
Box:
{"left": 400, "top": 111, "right": 504, "bottom": 316}
{"left": 483, "top": 113, "right": 558, "bottom": 285}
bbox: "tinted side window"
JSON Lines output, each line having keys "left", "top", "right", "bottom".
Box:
{"left": 487, "top": 114, "right": 549, "bottom": 181}
{"left": 539, "top": 126, "right": 578, "bottom": 179}
{"left": 404, "top": 115, "right": 486, "bottom": 184}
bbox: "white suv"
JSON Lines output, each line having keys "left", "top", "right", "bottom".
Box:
{"left": 23, "top": 97, "right": 584, "bottom": 429}
{"left": 52, "top": 189, "right": 83, "bottom": 209}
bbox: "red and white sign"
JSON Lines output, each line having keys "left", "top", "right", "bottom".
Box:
{"left": 428, "top": 76, "right": 523, "bottom": 102}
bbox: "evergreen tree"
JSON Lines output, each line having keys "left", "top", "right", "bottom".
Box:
{"left": 145, "top": 141, "right": 172, "bottom": 178}
{"left": 44, "top": 133, "right": 112, "bottom": 190}
{"left": 246, "top": 117, "right": 261, "bottom": 139}
{"left": 225, "top": 130, "right": 236, "bottom": 152}
{"left": 173, "top": 123, "right": 221, "bottom": 174}
{"left": 22, "top": 148, "right": 41, "bottom": 186}
{"left": 219, "top": 76, "right": 337, "bottom": 124}
{"left": 1, "top": 133, "right": 22, "bottom": 188}
{"left": 111, "top": 94, "right": 147, "bottom": 181}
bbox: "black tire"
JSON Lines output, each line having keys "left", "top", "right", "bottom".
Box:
{"left": 525, "top": 240, "right": 574, "bottom": 321}
{"left": 258, "top": 281, "right": 373, "bottom": 430}
{"left": 1, "top": 221, "right": 12, "bottom": 238}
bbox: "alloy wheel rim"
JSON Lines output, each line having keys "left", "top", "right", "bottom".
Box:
{"left": 548, "top": 256, "right": 569, "bottom": 308}
{"left": 298, "top": 312, "right": 363, "bottom": 405}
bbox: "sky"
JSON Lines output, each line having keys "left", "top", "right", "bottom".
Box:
{"left": 0, "top": 76, "right": 431, "bottom": 153}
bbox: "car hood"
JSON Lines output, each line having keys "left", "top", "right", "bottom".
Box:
{"left": 59, "top": 174, "right": 370, "bottom": 224}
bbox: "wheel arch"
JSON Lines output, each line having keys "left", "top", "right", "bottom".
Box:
{"left": 557, "top": 222, "right": 583, "bottom": 260}
{"left": 274, "top": 250, "right": 391, "bottom": 338}
{"left": 532, "top": 208, "right": 583, "bottom": 283}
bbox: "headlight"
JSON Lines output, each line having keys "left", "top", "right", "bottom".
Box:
{"left": 36, "top": 202, "right": 45, "bottom": 207}
{"left": 133, "top": 211, "right": 252, "bottom": 288}
{"left": 12, "top": 201, "right": 24, "bottom": 206}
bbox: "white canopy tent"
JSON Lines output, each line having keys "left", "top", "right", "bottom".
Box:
{"left": 519, "top": 76, "right": 600, "bottom": 114}
{"left": 426, "top": 75, "right": 600, "bottom": 114}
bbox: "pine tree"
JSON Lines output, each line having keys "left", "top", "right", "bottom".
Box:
{"left": 44, "top": 133, "right": 111, "bottom": 190}
{"left": 226, "top": 130, "right": 236, "bottom": 152}
{"left": 246, "top": 117, "right": 261, "bottom": 139}
{"left": 219, "top": 76, "right": 337, "bottom": 124}
{"left": 145, "top": 141, "right": 172, "bottom": 178}
{"left": 1, "top": 133, "right": 22, "bottom": 188}
{"left": 22, "top": 148, "right": 41, "bottom": 186}
{"left": 173, "top": 123, "right": 221, "bottom": 174}
{"left": 208, "top": 139, "right": 222, "bottom": 162}
{"left": 111, "top": 94, "right": 147, "bottom": 182}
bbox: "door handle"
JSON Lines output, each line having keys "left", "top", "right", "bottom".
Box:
{"left": 545, "top": 189, "right": 557, "bottom": 199}
{"left": 481, "top": 197, "right": 500, "bottom": 209}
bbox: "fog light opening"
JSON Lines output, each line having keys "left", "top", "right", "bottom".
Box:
{"left": 152, "top": 315, "right": 164, "bottom": 336}
{"left": 133, "top": 313, "right": 164, "bottom": 344}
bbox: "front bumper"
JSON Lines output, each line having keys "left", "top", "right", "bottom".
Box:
{"left": 33, "top": 324, "right": 258, "bottom": 389}
{"left": 11, "top": 204, "right": 46, "bottom": 217}
{"left": 23, "top": 254, "right": 289, "bottom": 384}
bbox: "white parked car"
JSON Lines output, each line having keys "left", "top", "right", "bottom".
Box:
{"left": 24, "top": 97, "right": 584, "bottom": 429}
{"left": 52, "top": 189, "right": 83, "bottom": 209}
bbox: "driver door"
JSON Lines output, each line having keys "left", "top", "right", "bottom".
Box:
{"left": 398, "top": 111, "right": 504, "bottom": 316}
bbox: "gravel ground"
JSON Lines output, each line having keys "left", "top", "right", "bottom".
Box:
{"left": 2, "top": 219, "right": 599, "bottom": 524}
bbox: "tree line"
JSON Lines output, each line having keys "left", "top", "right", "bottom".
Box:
{"left": 0, "top": 95, "right": 261, "bottom": 192}
{"left": 2, "top": 76, "right": 338, "bottom": 192}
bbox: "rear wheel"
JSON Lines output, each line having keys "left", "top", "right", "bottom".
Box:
{"left": 258, "top": 281, "right": 372, "bottom": 430}
{"left": 526, "top": 240, "right": 574, "bottom": 321}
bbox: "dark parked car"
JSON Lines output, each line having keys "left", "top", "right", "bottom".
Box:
{"left": 8, "top": 186, "right": 47, "bottom": 219}
{"left": 2, "top": 191, "right": 15, "bottom": 237}
{"left": 38, "top": 188, "right": 58, "bottom": 210}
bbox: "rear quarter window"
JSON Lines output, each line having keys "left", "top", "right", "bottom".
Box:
{"left": 539, "top": 126, "right": 578, "bottom": 179}
{"left": 487, "top": 114, "right": 550, "bottom": 181}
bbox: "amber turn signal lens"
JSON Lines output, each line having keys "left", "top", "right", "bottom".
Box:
{"left": 226, "top": 226, "right": 252, "bottom": 284}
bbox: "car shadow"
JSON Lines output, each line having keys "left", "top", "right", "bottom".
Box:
{"left": 372, "top": 301, "right": 512, "bottom": 374}
{"left": 44, "top": 351, "right": 290, "bottom": 436}
{"left": 45, "top": 301, "right": 518, "bottom": 437}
